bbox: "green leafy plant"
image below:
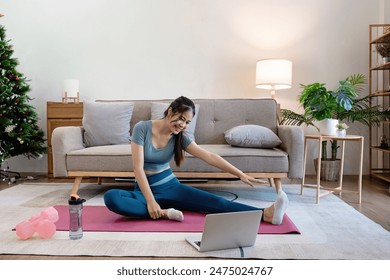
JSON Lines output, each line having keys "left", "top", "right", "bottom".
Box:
{"left": 336, "top": 123, "right": 349, "bottom": 130}
{"left": 281, "top": 74, "right": 390, "bottom": 128}
{"left": 283, "top": 74, "right": 365, "bottom": 127}
{"left": 298, "top": 79, "right": 358, "bottom": 122}
{"left": 281, "top": 73, "right": 390, "bottom": 160}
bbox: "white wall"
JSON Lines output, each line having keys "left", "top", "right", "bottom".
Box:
{"left": 1, "top": 0, "right": 388, "bottom": 174}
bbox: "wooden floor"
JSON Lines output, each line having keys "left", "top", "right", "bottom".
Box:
{"left": 304, "top": 175, "right": 390, "bottom": 232}
{"left": 1, "top": 173, "right": 389, "bottom": 260}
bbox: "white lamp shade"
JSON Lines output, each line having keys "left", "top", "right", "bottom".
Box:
{"left": 63, "top": 79, "right": 79, "bottom": 96}
{"left": 256, "top": 59, "right": 292, "bottom": 90}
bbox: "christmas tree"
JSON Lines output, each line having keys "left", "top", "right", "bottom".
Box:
{"left": 0, "top": 24, "right": 46, "bottom": 164}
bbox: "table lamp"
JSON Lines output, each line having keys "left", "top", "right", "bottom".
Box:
{"left": 62, "top": 79, "right": 80, "bottom": 103}
{"left": 256, "top": 59, "right": 292, "bottom": 99}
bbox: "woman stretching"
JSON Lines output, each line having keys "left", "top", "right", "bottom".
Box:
{"left": 104, "top": 96, "right": 288, "bottom": 225}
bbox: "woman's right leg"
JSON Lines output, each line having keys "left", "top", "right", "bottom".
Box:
{"left": 104, "top": 189, "right": 149, "bottom": 218}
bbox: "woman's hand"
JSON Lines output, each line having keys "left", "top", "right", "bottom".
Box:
{"left": 239, "top": 173, "right": 267, "bottom": 187}
{"left": 147, "top": 200, "right": 163, "bottom": 219}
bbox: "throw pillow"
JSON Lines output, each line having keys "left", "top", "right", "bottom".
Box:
{"left": 150, "top": 102, "right": 200, "bottom": 140}
{"left": 224, "top": 125, "right": 282, "bottom": 148}
{"left": 82, "top": 101, "right": 135, "bottom": 147}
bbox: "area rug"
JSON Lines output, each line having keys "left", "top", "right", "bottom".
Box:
{"left": 53, "top": 205, "right": 300, "bottom": 234}
{"left": 1, "top": 182, "right": 390, "bottom": 259}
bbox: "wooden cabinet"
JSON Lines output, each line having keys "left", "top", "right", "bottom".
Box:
{"left": 369, "top": 24, "right": 390, "bottom": 183}
{"left": 47, "top": 102, "right": 83, "bottom": 177}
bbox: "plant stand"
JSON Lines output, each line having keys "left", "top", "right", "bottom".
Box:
{"left": 301, "top": 134, "right": 364, "bottom": 204}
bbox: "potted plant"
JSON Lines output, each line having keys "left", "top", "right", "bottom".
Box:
{"left": 297, "top": 82, "right": 339, "bottom": 135}
{"left": 296, "top": 76, "right": 358, "bottom": 135}
{"left": 281, "top": 73, "right": 390, "bottom": 181}
{"left": 281, "top": 74, "right": 390, "bottom": 130}
{"left": 313, "top": 140, "right": 341, "bottom": 181}
{"left": 335, "top": 122, "right": 349, "bottom": 137}
{"left": 376, "top": 43, "right": 390, "bottom": 64}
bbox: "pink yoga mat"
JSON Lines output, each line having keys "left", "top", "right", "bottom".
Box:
{"left": 54, "top": 205, "right": 300, "bottom": 234}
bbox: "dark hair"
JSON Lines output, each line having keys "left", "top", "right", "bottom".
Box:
{"left": 163, "top": 96, "right": 196, "bottom": 166}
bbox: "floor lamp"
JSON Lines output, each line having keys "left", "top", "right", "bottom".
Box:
{"left": 255, "top": 58, "right": 292, "bottom": 122}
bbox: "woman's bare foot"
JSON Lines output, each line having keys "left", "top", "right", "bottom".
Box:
{"left": 263, "top": 191, "right": 288, "bottom": 225}
{"left": 161, "top": 208, "right": 184, "bottom": 222}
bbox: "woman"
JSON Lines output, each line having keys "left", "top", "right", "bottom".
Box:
{"left": 104, "top": 96, "right": 288, "bottom": 224}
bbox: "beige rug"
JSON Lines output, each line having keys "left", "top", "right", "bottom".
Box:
{"left": 1, "top": 182, "right": 390, "bottom": 259}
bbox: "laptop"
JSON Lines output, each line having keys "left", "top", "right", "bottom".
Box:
{"left": 185, "top": 210, "right": 263, "bottom": 252}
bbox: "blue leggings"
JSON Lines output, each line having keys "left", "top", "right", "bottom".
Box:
{"left": 104, "top": 169, "right": 261, "bottom": 218}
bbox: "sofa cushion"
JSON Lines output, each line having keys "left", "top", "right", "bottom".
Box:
{"left": 82, "top": 101, "right": 134, "bottom": 147}
{"left": 224, "top": 125, "right": 282, "bottom": 148}
{"left": 172, "top": 144, "right": 288, "bottom": 173}
{"left": 67, "top": 144, "right": 133, "bottom": 172}
{"left": 150, "top": 102, "right": 200, "bottom": 140}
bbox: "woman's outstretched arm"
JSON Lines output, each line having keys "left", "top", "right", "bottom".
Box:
{"left": 185, "top": 142, "right": 265, "bottom": 187}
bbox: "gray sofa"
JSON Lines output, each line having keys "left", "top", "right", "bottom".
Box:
{"left": 51, "top": 99, "right": 304, "bottom": 195}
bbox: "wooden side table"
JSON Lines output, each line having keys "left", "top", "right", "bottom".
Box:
{"left": 301, "top": 134, "right": 364, "bottom": 204}
{"left": 47, "top": 102, "right": 83, "bottom": 177}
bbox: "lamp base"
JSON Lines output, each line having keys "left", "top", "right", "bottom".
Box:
{"left": 62, "top": 92, "right": 80, "bottom": 104}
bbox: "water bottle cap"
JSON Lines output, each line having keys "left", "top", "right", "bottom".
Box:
{"left": 68, "top": 195, "right": 86, "bottom": 205}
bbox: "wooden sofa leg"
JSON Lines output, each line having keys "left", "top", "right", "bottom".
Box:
{"left": 97, "top": 177, "right": 103, "bottom": 185}
{"left": 268, "top": 178, "right": 275, "bottom": 188}
{"left": 71, "top": 176, "right": 83, "bottom": 197}
{"left": 273, "top": 178, "right": 282, "bottom": 193}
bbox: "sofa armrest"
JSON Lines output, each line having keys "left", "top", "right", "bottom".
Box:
{"left": 52, "top": 126, "right": 85, "bottom": 177}
{"left": 278, "top": 125, "right": 304, "bottom": 179}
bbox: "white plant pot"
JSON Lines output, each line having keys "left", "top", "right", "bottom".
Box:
{"left": 315, "top": 119, "right": 338, "bottom": 135}
{"left": 336, "top": 129, "right": 347, "bottom": 137}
